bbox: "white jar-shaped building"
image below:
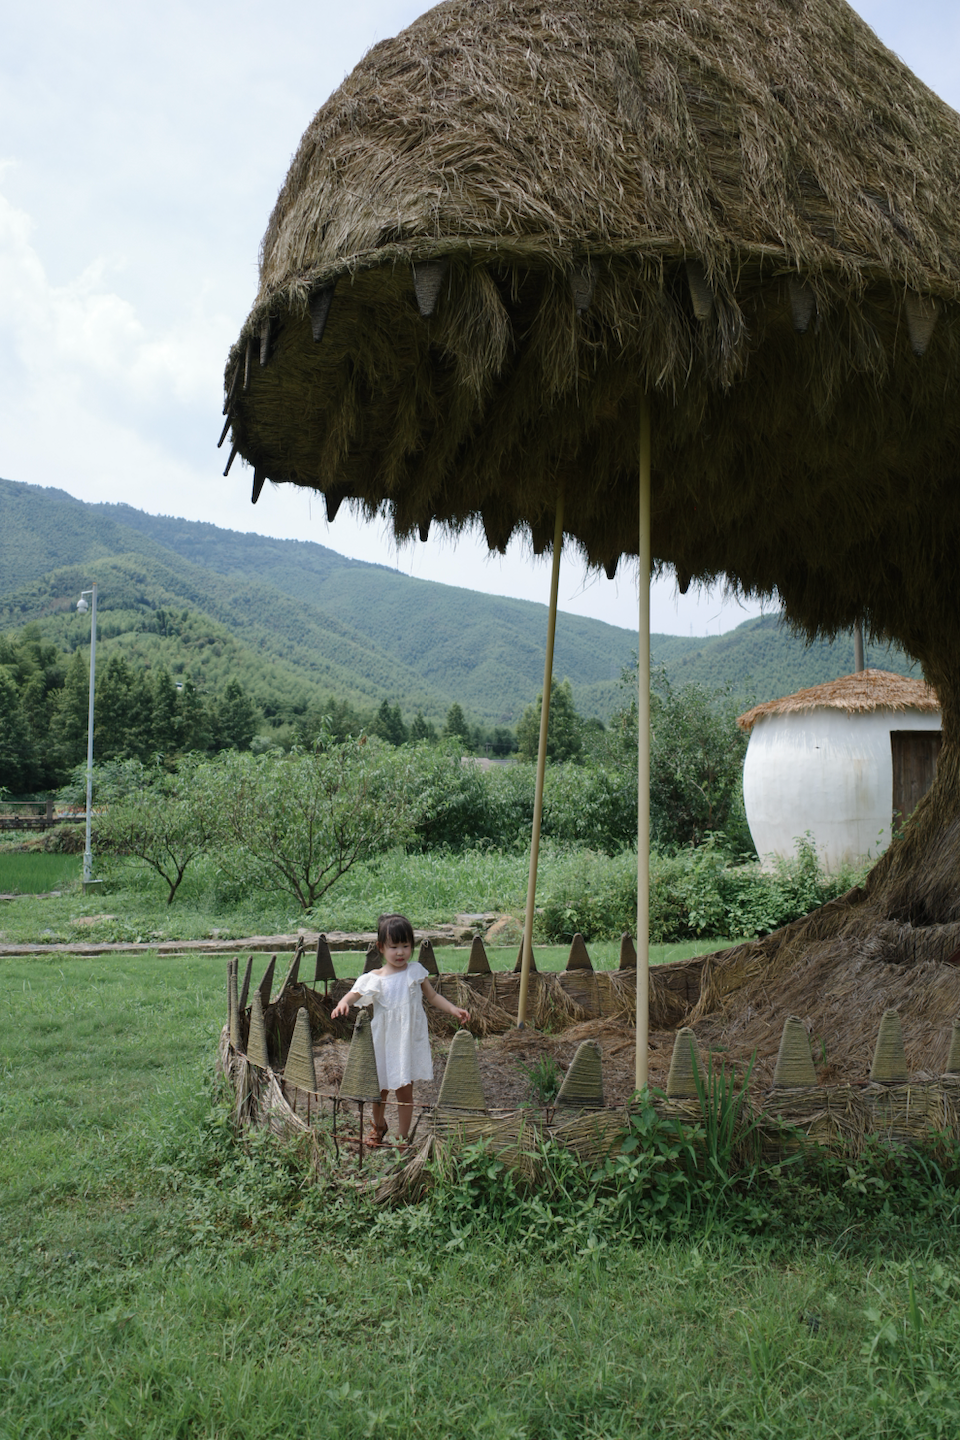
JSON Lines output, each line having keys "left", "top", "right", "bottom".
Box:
{"left": 738, "top": 670, "right": 941, "bottom": 871}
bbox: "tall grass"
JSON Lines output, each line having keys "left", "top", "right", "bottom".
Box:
{"left": 0, "top": 850, "right": 81, "bottom": 894}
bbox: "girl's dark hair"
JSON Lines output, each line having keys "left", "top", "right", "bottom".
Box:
{"left": 377, "top": 912, "right": 415, "bottom": 948}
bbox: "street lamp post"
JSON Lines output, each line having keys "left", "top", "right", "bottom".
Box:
{"left": 76, "top": 584, "right": 98, "bottom": 887}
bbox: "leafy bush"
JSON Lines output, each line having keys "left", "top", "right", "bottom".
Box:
{"left": 533, "top": 837, "right": 869, "bottom": 943}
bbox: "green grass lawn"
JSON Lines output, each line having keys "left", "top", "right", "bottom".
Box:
{"left": 3, "top": 949, "right": 960, "bottom": 1437}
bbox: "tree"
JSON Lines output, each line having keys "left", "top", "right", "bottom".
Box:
{"left": 409, "top": 710, "right": 436, "bottom": 743}
{"left": 442, "top": 703, "right": 470, "bottom": 743}
{"left": 176, "top": 680, "right": 213, "bottom": 754}
{"left": 373, "top": 700, "right": 407, "bottom": 746}
{"left": 608, "top": 666, "right": 749, "bottom": 850}
{"left": 211, "top": 679, "right": 259, "bottom": 752}
{"left": 516, "top": 679, "right": 584, "bottom": 763}
{"left": 150, "top": 666, "right": 181, "bottom": 754}
{"left": 95, "top": 757, "right": 220, "bottom": 904}
{"left": 96, "top": 654, "right": 151, "bottom": 760}
{"left": 0, "top": 669, "right": 36, "bottom": 794}
{"left": 47, "top": 650, "right": 91, "bottom": 772}
{"left": 210, "top": 740, "right": 422, "bottom": 910}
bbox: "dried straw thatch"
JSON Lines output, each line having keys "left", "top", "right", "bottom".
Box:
{"left": 737, "top": 670, "right": 940, "bottom": 735}
{"left": 224, "top": 0, "right": 960, "bottom": 691}
{"left": 221, "top": 0, "right": 960, "bottom": 1053}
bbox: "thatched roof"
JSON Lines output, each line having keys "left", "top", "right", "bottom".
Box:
{"left": 223, "top": 0, "right": 960, "bottom": 683}
{"left": 737, "top": 669, "right": 940, "bottom": 733}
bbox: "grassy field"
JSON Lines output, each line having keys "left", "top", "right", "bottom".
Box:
{"left": 4, "top": 949, "right": 960, "bottom": 1437}
{"left": 0, "top": 845, "right": 738, "bottom": 961}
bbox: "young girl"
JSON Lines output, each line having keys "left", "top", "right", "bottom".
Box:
{"left": 331, "top": 913, "right": 470, "bottom": 1144}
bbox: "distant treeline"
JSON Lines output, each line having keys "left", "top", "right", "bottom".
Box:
{"left": 0, "top": 623, "right": 529, "bottom": 794}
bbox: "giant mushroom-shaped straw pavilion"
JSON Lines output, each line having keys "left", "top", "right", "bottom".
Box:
{"left": 223, "top": 0, "right": 960, "bottom": 1082}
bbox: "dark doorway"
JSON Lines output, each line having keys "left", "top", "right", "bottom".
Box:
{"left": 891, "top": 730, "right": 942, "bottom": 831}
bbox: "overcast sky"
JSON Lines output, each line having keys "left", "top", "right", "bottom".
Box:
{"left": 2, "top": 0, "right": 957, "bottom": 635}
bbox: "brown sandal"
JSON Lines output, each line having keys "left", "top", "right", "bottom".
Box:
{"left": 366, "top": 1124, "right": 389, "bottom": 1147}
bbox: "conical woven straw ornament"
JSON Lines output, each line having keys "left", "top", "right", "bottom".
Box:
{"left": 278, "top": 944, "right": 302, "bottom": 998}
{"left": 773, "top": 1016, "right": 817, "bottom": 1089}
{"left": 618, "top": 933, "right": 637, "bottom": 970}
{"left": 556, "top": 1040, "right": 604, "bottom": 1108}
{"left": 228, "top": 959, "right": 240, "bottom": 1049}
{"left": 247, "top": 991, "right": 270, "bottom": 1068}
{"left": 513, "top": 942, "right": 537, "bottom": 973}
{"left": 314, "top": 933, "right": 336, "bottom": 984}
{"left": 362, "top": 943, "right": 381, "bottom": 974}
{"left": 666, "top": 1028, "right": 704, "bottom": 1098}
{"left": 340, "top": 1010, "right": 382, "bottom": 1101}
{"left": 466, "top": 936, "right": 492, "bottom": 975}
{"left": 257, "top": 955, "right": 276, "bottom": 1007}
{"left": 944, "top": 1019, "right": 960, "bottom": 1075}
{"left": 870, "top": 1008, "right": 908, "bottom": 1083}
{"left": 239, "top": 955, "right": 253, "bottom": 1010}
{"left": 436, "top": 1029, "right": 487, "bottom": 1111}
{"left": 565, "top": 934, "right": 594, "bottom": 972}
{"left": 284, "top": 1007, "right": 319, "bottom": 1094}
{"left": 417, "top": 938, "right": 440, "bottom": 976}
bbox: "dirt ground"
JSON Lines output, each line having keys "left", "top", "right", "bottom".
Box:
{"left": 309, "top": 1017, "right": 718, "bottom": 1139}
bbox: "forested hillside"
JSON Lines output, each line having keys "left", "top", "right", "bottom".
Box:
{"left": 0, "top": 478, "right": 639, "bottom": 726}
{"left": 0, "top": 478, "right": 924, "bottom": 759}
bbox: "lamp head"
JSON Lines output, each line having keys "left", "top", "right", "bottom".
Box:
{"left": 76, "top": 596, "right": 88, "bottom": 613}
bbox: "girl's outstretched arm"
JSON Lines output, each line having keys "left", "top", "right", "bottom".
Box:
{"left": 331, "top": 990, "right": 362, "bottom": 1019}
{"left": 421, "top": 980, "right": 470, "bottom": 1026}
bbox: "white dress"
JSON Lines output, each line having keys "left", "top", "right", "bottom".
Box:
{"left": 351, "top": 961, "right": 433, "bottom": 1090}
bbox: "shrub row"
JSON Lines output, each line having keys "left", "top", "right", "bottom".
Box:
{"left": 534, "top": 836, "right": 868, "bottom": 944}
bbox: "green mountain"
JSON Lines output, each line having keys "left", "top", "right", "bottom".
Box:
{"left": 651, "top": 613, "right": 921, "bottom": 707}
{"left": 0, "top": 478, "right": 636, "bottom": 726}
{"left": 0, "top": 478, "right": 923, "bottom": 728}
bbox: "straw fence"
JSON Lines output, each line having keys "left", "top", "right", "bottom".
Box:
{"left": 218, "top": 933, "right": 960, "bottom": 1199}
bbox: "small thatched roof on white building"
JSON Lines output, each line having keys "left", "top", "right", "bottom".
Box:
{"left": 737, "top": 670, "right": 939, "bottom": 734}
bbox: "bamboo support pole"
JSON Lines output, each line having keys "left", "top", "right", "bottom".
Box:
{"left": 517, "top": 496, "right": 565, "bottom": 1027}
{"left": 636, "top": 397, "right": 651, "bottom": 1091}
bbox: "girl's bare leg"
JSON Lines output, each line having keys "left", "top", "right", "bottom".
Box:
{"left": 395, "top": 1083, "right": 414, "bottom": 1138}
{"left": 371, "top": 1092, "right": 389, "bottom": 1138}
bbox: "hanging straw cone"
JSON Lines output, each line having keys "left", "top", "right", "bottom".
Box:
{"left": 436, "top": 1029, "right": 487, "bottom": 1111}
{"left": 340, "top": 1011, "right": 382, "bottom": 1102}
{"left": 555, "top": 1040, "right": 604, "bottom": 1108}
{"left": 466, "top": 936, "right": 492, "bottom": 975}
{"left": 247, "top": 991, "right": 270, "bottom": 1068}
{"left": 944, "top": 1020, "right": 960, "bottom": 1075}
{"left": 257, "top": 955, "right": 276, "bottom": 1007}
{"left": 228, "top": 959, "right": 240, "bottom": 1049}
{"left": 412, "top": 258, "right": 449, "bottom": 317}
{"left": 314, "top": 934, "right": 336, "bottom": 984}
{"left": 362, "top": 943, "right": 381, "bottom": 974}
{"left": 870, "top": 1008, "right": 908, "bottom": 1083}
{"left": 772, "top": 1016, "right": 817, "bottom": 1089}
{"left": 565, "top": 933, "right": 594, "bottom": 972}
{"left": 284, "top": 1007, "right": 319, "bottom": 1093}
{"left": 513, "top": 941, "right": 537, "bottom": 973}
{"left": 239, "top": 955, "right": 253, "bottom": 1010}
{"left": 618, "top": 933, "right": 637, "bottom": 970}
{"left": 418, "top": 938, "right": 440, "bottom": 976}
{"left": 665, "top": 1028, "right": 704, "bottom": 1098}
